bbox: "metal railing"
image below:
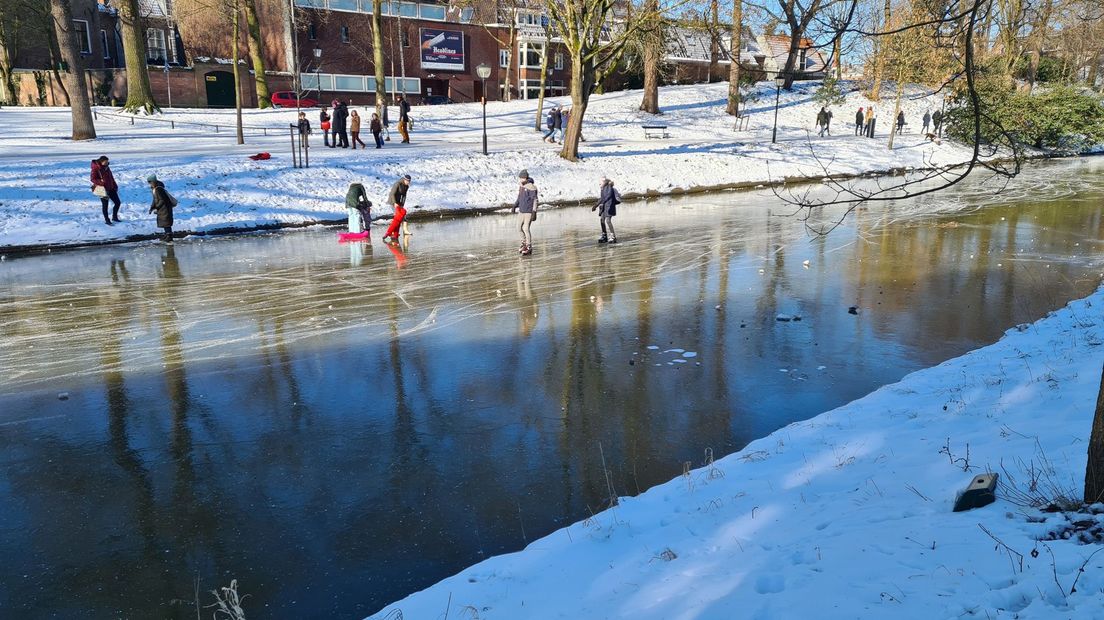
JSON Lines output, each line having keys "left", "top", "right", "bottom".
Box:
{"left": 92, "top": 108, "right": 278, "bottom": 136}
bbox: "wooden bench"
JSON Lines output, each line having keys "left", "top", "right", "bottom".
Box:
{"left": 642, "top": 124, "right": 670, "bottom": 139}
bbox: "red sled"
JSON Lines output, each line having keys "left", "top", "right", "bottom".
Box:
{"left": 248, "top": 152, "right": 272, "bottom": 161}
{"left": 338, "top": 230, "right": 371, "bottom": 242}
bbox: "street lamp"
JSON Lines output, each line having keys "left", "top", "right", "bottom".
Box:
{"left": 476, "top": 62, "right": 491, "bottom": 156}
{"left": 772, "top": 74, "right": 786, "bottom": 144}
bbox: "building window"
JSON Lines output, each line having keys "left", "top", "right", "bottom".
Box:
{"left": 335, "top": 74, "right": 366, "bottom": 91}
{"left": 72, "top": 20, "right": 92, "bottom": 54}
{"left": 399, "top": 2, "right": 417, "bottom": 17}
{"left": 460, "top": 7, "right": 473, "bottom": 22}
{"left": 329, "top": 0, "right": 358, "bottom": 11}
{"left": 516, "top": 11, "right": 540, "bottom": 26}
{"left": 308, "top": 23, "right": 317, "bottom": 41}
{"left": 341, "top": 25, "right": 350, "bottom": 43}
{"left": 520, "top": 42, "right": 543, "bottom": 69}
{"left": 554, "top": 52, "right": 563, "bottom": 71}
{"left": 146, "top": 28, "right": 167, "bottom": 64}
{"left": 295, "top": 0, "right": 325, "bottom": 7}
{"left": 100, "top": 30, "right": 111, "bottom": 59}
{"left": 419, "top": 4, "right": 445, "bottom": 20}
{"left": 499, "top": 49, "right": 509, "bottom": 68}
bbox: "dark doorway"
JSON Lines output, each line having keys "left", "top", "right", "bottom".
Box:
{"left": 204, "top": 71, "right": 235, "bottom": 108}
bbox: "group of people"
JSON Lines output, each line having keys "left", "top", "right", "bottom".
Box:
{"left": 297, "top": 95, "right": 413, "bottom": 151}
{"left": 90, "top": 155, "right": 176, "bottom": 241}
{"left": 344, "top": 171, "right": 622, "bottom": 258}
{"left": 849, "top": 106, "right": 944, "bottom": 139}
{"left": 542, "top": 105, "right": 582, "bottom": 144}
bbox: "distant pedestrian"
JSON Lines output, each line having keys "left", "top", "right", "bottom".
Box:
{"left": 865, "top": 107, "right": 877, "bottom": 138}
{"left": 370, "top": 113, "right": 384, "bottom": 148}
{"left": 816, "top": 107, "right": 828, "bottom": 137}
{"left": 397, "top": 95, "right": 411, "bottom": 143}
{"left": 334, "top": 101, "right": 350, "bottom": 148}
{"left": 319, "top": 108, "right": 331, "bottom": 147}
{"left": 381, "top": 101, "right": 391, "bottom": 141}
{"left": 543, "top": 107, "right": 556, "bottom": 142}
{"left": 592, "top": 176, "right": 621, "bottom": 244}
{"left": 346, "top": 182, "right": 371, "bottom": 233}
{"left": 350, "top": 110, "right": 367, "bottom": 149}
{"left": 854, "top": 107, "right": 864, "bottom": 136}
{"left": 90, "top": 155, "right": 122, "bottom": 226}
{"left": 896, "top": 111, "right": 905, "bottom": 134}
{"left": 932, "top": 109, "right": 943, "bottom": 134}
{"left": 382, "top": 174, "right": 411, "bottom": 244}
{"left": 553, "top": 106, "right": 564, "bottom": 142}
{"left": 512, "top": 169, "right": 538, "bottom": 256}
{"left": 922, "top": 110, "right": 931, "bottom": 134}
{"left": 823, "top": 108, "right": 833, "bottom": 135}
{"left": 146, "top": 173, "right": 176, "bottom": 241}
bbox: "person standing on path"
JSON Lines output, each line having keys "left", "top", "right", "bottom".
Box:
{"left": 553, "top": 106, "right": 564, "bottom": 142}
{"left": 397, "top": 95, "right": 411, "bottom": 143}
{"left": 146, "top": 174, "right": 175, "bottom": 241}
{"left": 816, "top": 107, "right": 827, "bottom": 137}
{"left": 319, "top": 108, "right": 332, "bottom": 147}
{"left": 896, "top": 111, "right": 905, "bottom": 135}
{"left": 823, "top": 107, "right": 833, "bottom": 135}
{"left": 512, "top": 169, "right": 538, "bottom": 256}
{"left": 334, "top": 101, "right": 350, "bottom": 148}
{"left": 854, "top": 107, "right": 864, "bottom": 136}
{"left": 90, "top": 156, "right": 122, "bottom": 226}
{"left": 381, "top": 101, "right": 391, "bottom": 141}
{"left": 382, "top": 174, "right": 411, "bottom": 243}
{"left": 865, "top": 107, "right": 877, "bottom": 138}
{"left": 592, "top": 176, "right": 621, "bottom": 244}
{"left": 350, "top": 110, "right": 367, "bottom": 149}
{"left": 543, "top": 107, "right": 557, "bottom": 143}
{"left": 932, "top": 109, "right": 943, "bottom": 134}
{"left": 297, "top": 111, "right": 312, "bottom": 150}
{"left": 370, "top": 113, "right": 384, "bottom": 149}
{"left": 922, "top": 110, "right": 931, "bottom": 134}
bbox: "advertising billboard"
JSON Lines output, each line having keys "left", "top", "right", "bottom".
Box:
{"left": 420, "top": 28, "right": 465, "bottom": 71}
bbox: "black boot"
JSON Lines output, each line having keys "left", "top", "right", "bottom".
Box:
{"left": 598, "top": 235, "right": 608, "bottom": 244}
{"left": 112, "top": 206, "right": 121, "bottom": 222}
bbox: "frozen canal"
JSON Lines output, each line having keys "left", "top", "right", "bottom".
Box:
{"left": 2, "top": 159, "right": 1104, "bottom": 618}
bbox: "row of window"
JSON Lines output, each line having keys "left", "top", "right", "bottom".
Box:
{"left": 71, "top": 20, "right": 177, "bottom": 65}
{"left": 295, "top": 0, "right": 473, "bottom": 22}
{"left": 301, "top": 72, "right": 421, "bottom": 94}
{"left": 499, "top": 44, "right": 563, "bottom": 71}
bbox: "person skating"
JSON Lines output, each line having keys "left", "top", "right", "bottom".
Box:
{"left": 512, "top": 169, "right": 538, "bottom": 256}
{"left": 146, "top": 174, "right": 176, "bottom": 241}
{"left": 854, "top": 107, "right": 864, "bottom": 136}
{"left": 922, "top": 110, "right": 931, "bottom": 134}
{"left": 382, "top": 174, "right": 411, "bottom": 244}
{"left": 896, "top": 111, "right": 905, "bottom": 134}
{"left": 397, "top": 95, "right": 411, "bottom": 143}
{"left": 90, "top": 155, "right": 122, "bottom": 225}
{"left": 350, "top": 110, "right": 367, "bottom": 149}
{"left": 592, "top": 176, "right": 622, "bottom": 244}
{"left": 370, "top": 112, "right": 384, "bottom": 149}
{"left": 319, "top": 108, "right": 332, "bottom": 147}
{"left": 297, "top": 111, "right": 311, "bottom": 149}
{"left": 346, "top": 182, "right": 371, "bottom": 233}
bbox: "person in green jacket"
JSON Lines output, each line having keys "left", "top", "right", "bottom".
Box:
{"left": 346, "top": 183, "right": 372, "bottom": 232}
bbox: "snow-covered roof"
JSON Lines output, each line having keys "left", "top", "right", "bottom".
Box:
{"left": 139, "top": 0, "right": 169, "bottom": 18}
{"left": 758, "top": 34, "right": 827, "bottom": 73}
{"left": 665, "top": 26, "right": 762, "bottom": 65}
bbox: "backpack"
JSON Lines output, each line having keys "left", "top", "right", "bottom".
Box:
{"left": 165, "top": 190, "right": 178, "bottom": 208}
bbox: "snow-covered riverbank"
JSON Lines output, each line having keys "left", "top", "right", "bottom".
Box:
{"left": 0, "top": 81, "right": 966, "bottom": 250}
{"left": 370, "top": 286, "right": 1104, "bottom": 619}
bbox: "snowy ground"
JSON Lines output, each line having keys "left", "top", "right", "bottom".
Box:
{"left": 0, "top": 81, "right": 965, "bottom": 249}
{"left": 370, "top": 287, "right": 1104, "bottom": 619}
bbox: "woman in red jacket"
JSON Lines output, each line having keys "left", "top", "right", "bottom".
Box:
{"left": 90, "top": 156, "right": 122, "bottom": 225}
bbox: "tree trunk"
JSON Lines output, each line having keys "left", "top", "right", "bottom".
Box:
{"left": 242, "top": 0, "right": 270, "bottom": 109}
{"left": 118, "top": 0, "right": 158, "bottom": 113}
{"left": 370, "top": 3, "right": 386, "bottom": 110}
{"left": 870, "top": 0, "right": 891, "bottom": 100}
{"left": 639, "top": 0, "right": 660, "bottom": 114}
{"left": 534, "top": 25, "right": 551, "bottom": 131}
{"left": 48, "top": 0, "right": 95, "bottom": 139}
{"left": 45, "top": 24, "right": 71, "bottom": 106}
{"left": 1085, "top": 363, "right": 1104, "bottom": 504}
{"left": 707, "top": 0, "right": 719, "bottom": 82}
{"left": 503, "top": 17, "right": 515, "bottom": 102}
{"left": 833, "top": 34, "right": 842, "bottom": 80}
{"left": 560, "top": 56, "right": 593, "bottom": 161}
{"left": 780, "top": 26, "right": 803, "bottom": 90}
{"left": 232, "top": 0, "right": 243, "bottom": 144}
{"left": 1088, "top": 49, "right": 1102, "bottom": 92}
{"left": 0, "top": 15, "right": 18, "bottom": 104}
{"left": 887, "top": 81, "right": 902, "bottom": 149}
{"left": 726, "top": 0, "right": 742, "bottom": 116}
{"left": 1026, "top": 0, "right": 1054, "bottom": 89}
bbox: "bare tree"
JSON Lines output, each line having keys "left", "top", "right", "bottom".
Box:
{"left": 47, "top": 0, "right": 96, "bottom": 139}
{"left": 118, "top": 0, "right": 159, "bottom": 113}
{"left": 369, "top": 0, "right": 386, "bottom": 111}
{"left": 639, "top": 0, "right": 663, "bottom": 113}
{"left": 230, "top": 0, "right": 244, "bottom": 143}
{"left": 726, "top": 0, "right": 743, "bottom": 115}
{"left": 241, "top": 0, "right": 271, "bottom": 108}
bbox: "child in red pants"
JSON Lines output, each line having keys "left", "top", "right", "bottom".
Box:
{"left": 382, "top": 174, "right": 411, "bottom": 243}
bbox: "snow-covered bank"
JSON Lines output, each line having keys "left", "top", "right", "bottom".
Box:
{"left": 0, "top": 82, "right": 970, "bottom": 249}
{"left": 370, "top": 288, "right": 1104, "bottom": 619}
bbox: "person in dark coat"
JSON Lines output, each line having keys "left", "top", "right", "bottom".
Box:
{"left": 854, "top": 107, "right": 864, "bottom": 136}
{"left": 553, "top": 106, "right": 564, "bottom": 142}
{"left": 381, "top": 101, "right": 391, "bottom": 141}
{"left": 397, "top": 95, "right": 411, "bottom": 143}
{"left": 922, "top": 110, "right": 931, "bottom": 134}
{"left": 512, "top": 169, "right": 538, "bottom": 255}
{"left": 865, "top": 107, "right": 877, "bottom": 138}
{"left": 896, "top": 111, "right": 905, "bottom": 134}
{"left": 90, "top": 155, "right": 122, "bottom": 225}
{"left": 592, "top": 176, "right": 622, "bottom": 244}
{"left": 297, "top": 112, "right": 311, "bottom": 149}
{"left": 370, "top": 112, "right": 384, "bottom": 148}
{"left": 146, "top": 174, "right": 175, "bottom": 241}
{"left": 319, "top": 108, "right": 332, "bottom": 147}
{"left": 932, "top": 109, "right": 943, "bottom": 134}
{"left": 346, "top": 183, "right": 372, "bottom": 232}
{"left": 333, "top": 101, "right": 350, "bottom": 148}
{"left": 543, "top": 107, "right": 558, "bottom": 143}
{"left": 382, "top": 174, "right": 411, "bottom": 243}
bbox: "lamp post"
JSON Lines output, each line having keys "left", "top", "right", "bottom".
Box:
{"left": 476, "top": 62, "right": 491, "bottom": 156}
{"left": 772, "top": 74, "right": 786, "bottom": 144}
